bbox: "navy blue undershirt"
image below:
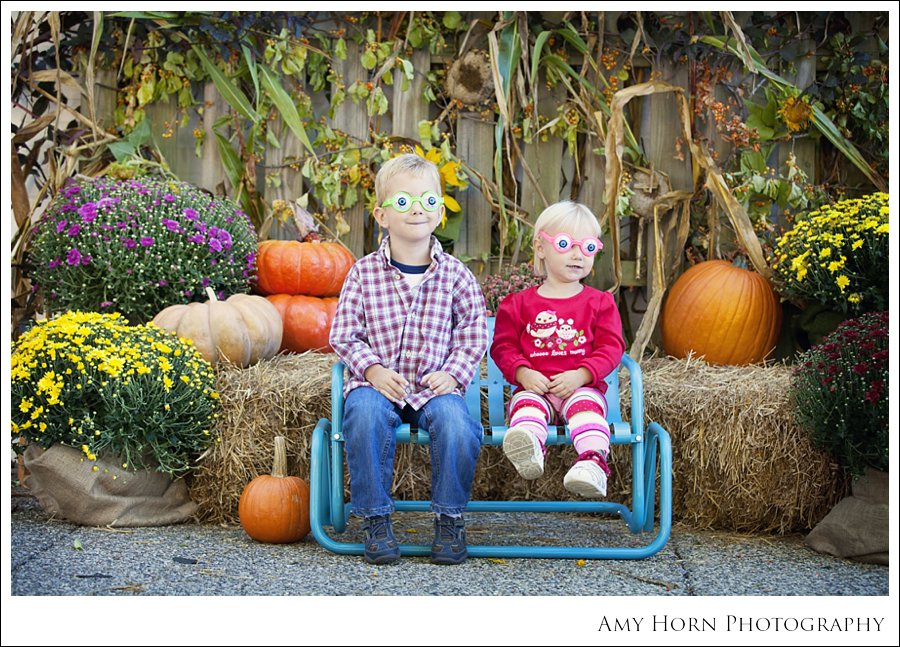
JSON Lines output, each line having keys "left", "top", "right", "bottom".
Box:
{"left": 390, "top": 259, "right": 429, "bottom": 274}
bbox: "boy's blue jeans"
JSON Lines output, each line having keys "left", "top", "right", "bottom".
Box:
{"left": 343, "top": 387, "right": 482, "bottom": 518}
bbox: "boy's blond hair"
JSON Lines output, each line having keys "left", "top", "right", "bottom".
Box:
{"left": 375, "top": 153, "right": 442, "bottom": 204}
{"left": 532, "top": 200, "right": 602, "bottom": 277}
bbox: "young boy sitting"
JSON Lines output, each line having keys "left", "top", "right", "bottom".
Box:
{"left": 329, "top": 153, "right": 488, "bottom": 565}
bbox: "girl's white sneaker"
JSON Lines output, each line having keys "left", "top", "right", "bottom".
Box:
{"left": 563, "top": 460, "right": 608, "bottom": 497}
{"left": 502, "top": 426, "right": 544, "bottom": 480}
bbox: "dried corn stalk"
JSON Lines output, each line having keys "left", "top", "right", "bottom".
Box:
{"left": 601, "top": 80, "right": 775, "bottom": 359}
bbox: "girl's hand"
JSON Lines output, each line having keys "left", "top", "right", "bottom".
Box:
{"left": 548, "top": 368, "right": 591, "bottom": 399}
{"left": 515, "top": 367, "right": 551, "bottom": 394}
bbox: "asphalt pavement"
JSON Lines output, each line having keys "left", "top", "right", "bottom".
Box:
{"left": 7, "top": 487, "right": 895, "bottom": 646}
{"left": 9, "top": 488, "right": 890, "bottom": 596}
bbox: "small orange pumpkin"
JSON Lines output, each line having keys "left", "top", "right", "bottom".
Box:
{"left": 661, "top": 260, "right": 782, "bottom": 365}
{"left": 256, "top": 240, "right": 355, "bottom": 297}
{"left": 152, "top": 288, "right": 283, "bottom": 368}
{"left": 238, "top": 436, "right": 311, "bottom": 544}
{"left": 266, "top": 293, "right": 338, "bottom": 353}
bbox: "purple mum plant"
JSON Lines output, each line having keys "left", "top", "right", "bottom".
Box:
{"left": 481, "top": 262, "right": 543, "bottom": 317}
{"left": 29, "top": 178, "right": 258, "bottom": 323}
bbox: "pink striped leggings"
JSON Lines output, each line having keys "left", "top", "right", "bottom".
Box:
{"left": 507, "top": 387, "right": 610, "bottom": 458}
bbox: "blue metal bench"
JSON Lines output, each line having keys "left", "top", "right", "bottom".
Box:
{"left": 310, "top": 317, "right": 672, "bottom": 559}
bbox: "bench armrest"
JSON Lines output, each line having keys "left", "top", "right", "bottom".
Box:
{"left": 331, "top": 361, "right": 346, "bottom": 439}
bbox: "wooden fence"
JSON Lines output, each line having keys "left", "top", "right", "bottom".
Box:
{"left": 122, "top": 57, "right": 640, "bottom": 286}
{"left": 97, "top": 11, "right": 876, "bottom": 288}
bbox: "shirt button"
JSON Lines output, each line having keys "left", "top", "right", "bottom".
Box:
{"left": 394, "top": 274, "right": 401, "bottom": 280}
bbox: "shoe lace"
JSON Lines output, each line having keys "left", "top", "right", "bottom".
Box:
{"left": 366, "top": 516, "right": 392, "bottom": 541}
{"left": 435, "top": 515, "right": 462, "bottom": 543}
{"left": 575, "top": 450, "right": 611, "bottom": 477}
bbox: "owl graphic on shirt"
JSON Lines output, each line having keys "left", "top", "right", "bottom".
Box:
{"left": 527, "top": 310, "right": 558, "bottom": 348}
{"left": 554, "top": 319, "right": 586, "bottom": 350}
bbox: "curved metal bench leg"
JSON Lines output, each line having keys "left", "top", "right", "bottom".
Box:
{"left": 644, "top": 422, "right": 672, "bottom": 541}
{"left": 329, "top": 433, "right": 348, "bottom": 532}
{"left": 626, "top": 438, "right": 645, "bottom": 533}
{"left": 310, "top": 418, "right": 362, "bottom": 555}
{"left": 642, "top": 431, "right": 658, "bottom": 533}
{"left": 310, "top": 419, "right": 333, "bottom": 546}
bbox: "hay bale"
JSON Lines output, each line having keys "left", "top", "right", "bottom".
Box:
{"left": 193, "top": 354, "right": 623, "bottom": 524}
{"left": 625, "top": 356, "right": 847, "bottom": 533}
{"left": 190, "top": 353, "right": 335, "bottom": 523}
{"left": 195, "top": 353, "right": 845, "bottom": 533}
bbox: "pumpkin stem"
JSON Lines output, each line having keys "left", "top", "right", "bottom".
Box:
{"left": 271, "top": 436, "right": 288, "bottom": 478}
{"left": 205, "top": 286, "right": 219, "bottom": 303}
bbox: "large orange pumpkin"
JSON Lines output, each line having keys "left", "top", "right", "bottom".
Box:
{"left": 266, "top": 294, "right": 338, "bottom": 353}
{"left": 661, "top": 260, "right": 782, "bottom": 365}
{"left": 238, "top": 436, "right": 310, "bottom": 544}
{"left": 152, "top": 288, "right": 283, "bottom": 368}
{"left": 256, "top": 240, "right": 355, "bottom": 297}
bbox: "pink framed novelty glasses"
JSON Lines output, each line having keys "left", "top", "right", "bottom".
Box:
{"left": 538, "top": 231, "right": 603, "bottom": 256}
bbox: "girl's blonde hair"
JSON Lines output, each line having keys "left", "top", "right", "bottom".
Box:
{"left": 374, "top": 153, "right": 442, "bottom": 204}
{"left": 532, "top": 200, "right": 602, "bottom": 276}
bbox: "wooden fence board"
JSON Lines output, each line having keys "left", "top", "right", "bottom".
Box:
{"left": 199, "top": 82, "right": 227, "bottom": 194}
{"left": 332, "top": 45, "right": 369, "bottom": 257}
{"left": 145, "top": 82, "right": 225, "bottom": 194}
{"left": 145, "top": 97, "right": 198, "bottom": 188}
{"left": 262, "top": 114, "right": 305, "bottom": 240}
{"left": 93, "top": 70, "right": 117, "bottom": 133}
{"left": 642, "top": 57, "right": 692, "bottom": 347}
{"left": 579, "top": 134, "right": 614, "bottom": 289}
{"left": 391, "top": 49, "right": 431, "bottom": 141}
{"left": 521, "top": 78, "right": 565, "bottom": 222}
{"left": 456, "top": 112, "right": 494, "bottom": 276}
{"left": 774, "top": 38, "right": 817, "bottom": 186}
{"left": 264, "top": 115, "right": 305, "bottom": 204}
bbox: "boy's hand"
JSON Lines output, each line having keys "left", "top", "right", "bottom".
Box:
{"left": 548, "top": 368, "right": 592, "bottom": 399}
{"left": 515, "top": 367, "right": 551, "bottom": 395}
{"left": 422, "top": 371, "right": 458, "bottom": 396}
{"left": 364, "top": 364, "right": 409, "bottom": 402}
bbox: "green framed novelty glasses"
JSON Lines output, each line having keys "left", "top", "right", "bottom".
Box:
{"left": 380, "top": 191, "right": 444, "bottom": 213}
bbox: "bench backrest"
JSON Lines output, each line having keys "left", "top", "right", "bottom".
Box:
{"left": 464, "top": 317, "right": 622, "bottom": 429}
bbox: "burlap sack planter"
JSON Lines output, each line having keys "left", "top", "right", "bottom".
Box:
{"left": 23, "top": 444, "right": 197, "bottom": 527}
{"left": 805, "top": 468, "right": 889, "bottom": 565}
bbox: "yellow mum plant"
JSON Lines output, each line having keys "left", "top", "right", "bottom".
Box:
{"left": 770, "top": 193, "right": 888, "bottom": 314}
{"left": 11, "top": 312, "right": 220, "bottom": 477}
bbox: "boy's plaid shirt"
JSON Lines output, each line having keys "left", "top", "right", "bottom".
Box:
{"left": 329, "top": 236, "right": 488, "bottom": 410}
